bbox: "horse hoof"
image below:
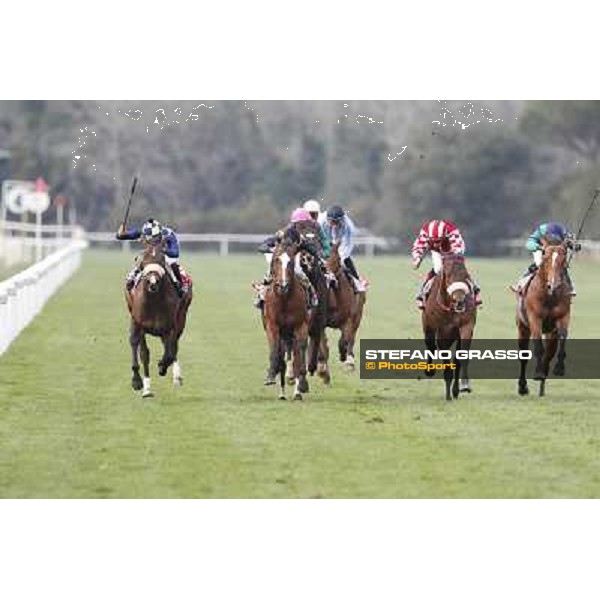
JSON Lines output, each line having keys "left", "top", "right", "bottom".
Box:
{"left": 459, "top": 384, "right": 472, "bottom": 393}
{"left": 452, "top": 389, "right": 459, "bottom": 399}
{"left": 264, "top": 377, "right": 276, "bottom": 386}
{"left": 158, "top": 363, "right": 167, "bottom": 377}
{"left": 293, "top": 393, "right": 303, "bottom": 401}
{"left": 553, "top": 364, "right": 565, "bottom": 377}
{"left": 173, "top": 377, "right": 183, "bottom": 387}
{"left": 142, "top": 390, "right": 154, "bottom": 399}
{"left": 278, "top": 394, "right": 287, "bottom": 401}
{"left": 518, "top": 385, "right": 529, "bottom": 396}
{"left": 132, "top": 378, "right": 143, "bottom": 391}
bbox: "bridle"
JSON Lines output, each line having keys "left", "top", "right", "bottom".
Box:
{"left": 435, "top": 257, "right": 471, "bottom": 313}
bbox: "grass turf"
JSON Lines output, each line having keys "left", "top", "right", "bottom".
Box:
{"left": 0, "top": 250, "right": 599, "bottom": 498}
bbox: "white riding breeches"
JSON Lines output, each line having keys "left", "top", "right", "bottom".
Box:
{"left": 431, "top": 251, "right": 443, "bottom": 274}
{"left": 533, "top": 250, "right": 543, "bottom": 267}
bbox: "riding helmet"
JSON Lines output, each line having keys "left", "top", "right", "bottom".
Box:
{"left": 327, "top": 205, "right": 345, "bottom": 222}
{"left": 545, "top": 222, "right": 567, "bottom": 244}
{"left": 142, "top": 218, "right": 163, "bottom": 244}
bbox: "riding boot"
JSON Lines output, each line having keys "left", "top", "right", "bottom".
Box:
{"left": 471, "top": 280, "right": 483, "bottom": 306}
{"left": 343, "top": 257, "right": 360, "bottom": 280}
{"left": 511, "top": 264, "right": 537, "bottom": 293}
{"left": 416, "top": 269, "right": 435, "bottom": 309}
{"left": 126, "top": 267, "right": 141, "bottom": 291}
{"left": 171, "top": 263, "right": 186, "bottom": 297}
{"left": 565, "top": 270, "right": 577, "bottom": 296}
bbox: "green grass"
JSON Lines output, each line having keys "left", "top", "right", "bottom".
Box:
{"left": 0, "top": 250, "right": 599, "bottom": 498}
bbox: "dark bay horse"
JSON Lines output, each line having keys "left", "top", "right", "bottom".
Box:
{"left": 422, "top": 254, "right": 477, "bottom": 401}
{"left": 263, "top": 238, "right": 310, "bottom": 400}
{"left": 125, "top": 243, "right": 192, "bottom": 398}
{"left": 516, "top": 243, "right": 571, "bottom": 397}
{"left": 294, "top": 220, "right": 329, "bottom": 380}
{"left": 317, "top": 242, "right": 366, "bottom": 382}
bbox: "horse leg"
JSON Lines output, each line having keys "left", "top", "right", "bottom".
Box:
{"left": 423, "top": 326, "right": 437, "bottom": 378}
{"left": 286, "top": 341, "right": 295, "bottom": 384}
{"left": 264, "top": 322, "right": 280, "bottom": 388}
{"left": 553, "top": 317, "right": 569, "bottom": 377}
{"left": 452, "top": 340, "right": 461, "bottom": 399}
{"left": 338, "top": 328, "right": 348, "bottom": 364}
{"left": 542, "top": 333, "right": 558, "bottom": 395}
{"left": 129, "top": 321, "right": 143, "bottom": 391}
{"left": 294, "top": 324, "right": 309, "bottom": 400}
{"left": 140, "top": 335, "right": 153, "bottom": 398}
{"left": 158, "top": 333, "right": 176, "bottom": 376}
{"left": 172, "top": 360, "right": 183, "bottom": 387}
{"left": 517, "top": 322, "right": 530, "bottom": 396}
{"left": 458, "top": 326, "right": 474, "bottom": 393}
{"left": 317, "top": 333, "right": 331, "bottom": 385}
{"left": 530, "top": 318, "right": 545, "bottom": 382}
{"left": 344, "top": 321, "right": 358, "bottom": 371}
{"left": 340, "top": 321, "right": 355, "bottom": 371}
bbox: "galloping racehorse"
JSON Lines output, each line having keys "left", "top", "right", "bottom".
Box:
{"left": 515, "top": 243, "right": 571, "bottom": 397}
{"left": 317, "top": 242, "right": 366, "bottom": 382}
{"left": 263, "top": 237, "right": 310, "bottom": 400}
{"left": 294, "top": 219, "right": 329, "bottom": 379}
{"left": 422, "top": 254, "right": 477, "bottom": 401}
{"left": 125, "top": 242, "right": 193, "bottom": 398}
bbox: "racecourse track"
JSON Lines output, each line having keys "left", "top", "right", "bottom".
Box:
{"left": 0, "top": 251, "right": 599, "bottom": 498}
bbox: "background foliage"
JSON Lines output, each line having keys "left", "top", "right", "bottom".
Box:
{"left": 0, "top": 100, "right": 598, "bottom": 254}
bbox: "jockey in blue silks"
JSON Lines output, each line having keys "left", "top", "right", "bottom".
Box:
{"left": 116, "top": 218, "right": 187, "bottom": 296}
{"left": 318, "top": 205, "right": 367, "bottom": 292}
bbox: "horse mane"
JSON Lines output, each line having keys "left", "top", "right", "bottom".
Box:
{"left": 444, "top": 254, "right": 468, "bottom": 279}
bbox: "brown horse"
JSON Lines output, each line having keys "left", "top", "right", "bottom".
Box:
{"left": 125, "top": 242, "right": 192, "bottom": 398}
{"left": 516, "top": 243, "right": 571, "bottom": 397}
{"left": 317, "top": 242, "right": 366, "bottom": 382}
{"left": 263, "top": 238, "right": 310, "bottom": 400}
{"left": 422, "top": 254, "right": 477, "bottom": 401}
{"left": 295, "top": 220, "right": 329, "bottom": 380}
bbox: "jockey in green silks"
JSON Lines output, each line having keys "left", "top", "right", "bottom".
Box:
{"left": 511, "top": 221, "right": 581, "bottom": 295}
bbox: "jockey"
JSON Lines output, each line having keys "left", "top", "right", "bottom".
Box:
{"left": 116, "top": 218, "right": 187, "bottom": 297}
{"left": 253, "top": 207, "right": 323, "bottom": 310}
{"left": 318, "top": 205, "right": 367, "bottom": 292}
{"left": 412, "top": 219, "right": 482, "bottom": 309}
{"left": 303, "top": 199, "right": 331, "bottom": 259}
{"left": 512, "top": 221, "right": 580, "bottom": 295}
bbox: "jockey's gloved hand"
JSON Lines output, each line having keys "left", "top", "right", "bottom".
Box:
{"left": 571, "top": 241, "right": 582, "bottom": 252}
{"left": 412, "top": 258, "right": 421, "bottom": 270}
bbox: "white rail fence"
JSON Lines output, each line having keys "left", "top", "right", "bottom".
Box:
{"left": 0, "top": 219, "right": 85, "bottom": 267}
{"left": 0, "top": 240, "right": 87, "bottom": 356}
{"left": 85, "top": 231, "right": 393, "bottom": 256}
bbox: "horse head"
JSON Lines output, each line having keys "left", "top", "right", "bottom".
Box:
{"left": 139, "top": 241, "right": 168, "bottom": 295}
{"left": 540, "top": 243, "right": 568, "bottom": 295}
{"left": 441, "top": 254, "right": 471, "bottom": 313}
{"left": 270, "top": 240, "right": 297, "bottom": 296}
{"left": 326, "top": 242, "right": 342, "bottom": 275}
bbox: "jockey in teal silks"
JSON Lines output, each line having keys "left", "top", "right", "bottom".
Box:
{"left": 512, "top": 221, "right": 580, "bottom": 295}
{"left": 303, "top": 199, "right": 331, "bottom": 259}
{"left": 116, "top": 218, "right": 188, "bottom": 297}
